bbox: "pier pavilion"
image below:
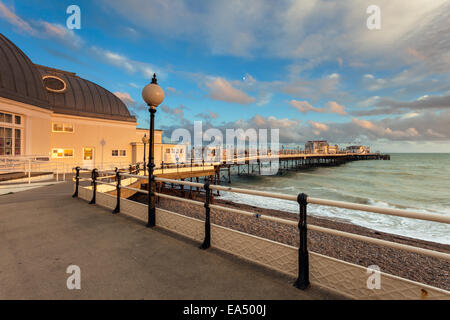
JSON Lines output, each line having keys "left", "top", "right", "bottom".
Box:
{"left": 0, "top": 33, "right": 183, "bottom": 171}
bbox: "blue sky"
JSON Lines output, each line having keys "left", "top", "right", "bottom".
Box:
{"left": 1, "top": 0, "right": 450, "bottom": 152}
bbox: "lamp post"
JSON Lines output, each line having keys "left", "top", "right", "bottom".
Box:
{"left": 142, "top": 134, "right": 149, "bottom": 176}
{"left": 142, "top": 73, "right": 165, "bottom": 228}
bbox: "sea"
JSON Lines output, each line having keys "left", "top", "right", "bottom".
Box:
{"left": 217, "top": 153, "right": 450, "bottom": 245}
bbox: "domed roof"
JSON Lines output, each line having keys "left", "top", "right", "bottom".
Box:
{"left": 0, "top": 33, "right": 49, "bottom": 109}
{"left": 0, "top": 33, "right": 136, "bottom": 123}
{"left": 37, "top": 65, "right": 136, "bottom": 123}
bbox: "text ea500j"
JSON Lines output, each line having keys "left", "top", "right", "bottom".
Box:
{"left": 183, "top": 304, "right": 266, "bottom": 318}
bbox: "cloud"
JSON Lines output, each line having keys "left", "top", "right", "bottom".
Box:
{"left": 353, "top": 94, "right": 450, "bottom": 116}
{"left": 101, "top": 0, "right": 448, "bottom": 74}
{"left": 160, "top": 107, "right": 450, "bottom": 147}
{"left": 357, "top": 96, "right": 380, "bottom": 108}
{"left": 290, "top": 100, "right": 324, "bottom": 114}
{"left": 90, "top": 46, "right": 161, "bottom": 79}
{"left": 161, "top": 104, "right": 187, "bottom": 125}
{"left": 39, "top": 22, "right": 83, "bottom": 49}
{"left": 0, "top": 2, "right": 163, "bottom": 79}
{"left": 114, "top": 92, "right": 135, "bottom": 106}
{"left": 327, "top": 101, "right": 346, "bottom": 115}
{"left": 281, "top": 74, "right": 341, "bottom": 101}
{"left": 308, "top": 121, "right": 329, "bottom": 135}
{"left": 195, "top": 110, "right": 219, "bottom": 121}
{"left": 290, "top": 100, "right": 346, "bottom": 115}
{"left": 205, "top": 77, "right": 256, "bottom": 105}
{"left": 0, "top": 2, "right": 34, "bottom": 34}
{"left": 166, "top": 87, "right": 181, "bottom": 96}
{"left": 0, "top": 3, "right": 83, "bottom": 49}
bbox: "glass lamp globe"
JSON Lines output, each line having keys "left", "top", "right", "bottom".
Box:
{"left": 142, "top": 73, "right": 164, "bottom": 107}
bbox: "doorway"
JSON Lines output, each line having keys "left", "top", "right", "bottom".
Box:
{"left": 82, "top": 147, "right": 94, "bottom": 169}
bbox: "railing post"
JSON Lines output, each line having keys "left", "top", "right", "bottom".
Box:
{"left": 200, "top": 182, "right": 211, "bottom": 249}
{"left": 113, "top": 168, "right": 121, "bottom": 214}
{"left": 89, "top": 169, "right": 98, "bottom": 205}
{"left": 294, "top": 193, "right": 310, "bottom": 289}
{"left": 72, "top": 166, "right": 80, "bottom": 198}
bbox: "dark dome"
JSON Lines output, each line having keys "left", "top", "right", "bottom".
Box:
{"left": 0, "top": 33, "right": 49, "bottom": 109}
{"left": 0, "top": 33, "right": 135, "bottom": 123}
{"left": 37, "top": 65, "right": 136, "bottom": 122}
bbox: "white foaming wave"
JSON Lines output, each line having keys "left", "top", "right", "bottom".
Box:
{"left": 218, "top": 191, "right": 450, "bottom": 245}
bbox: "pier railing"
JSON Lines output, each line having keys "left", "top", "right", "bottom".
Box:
{"left": 72, "top": 168, "right": 450, "bottom": 299}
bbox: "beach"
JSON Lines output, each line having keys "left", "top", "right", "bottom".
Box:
{"left": 130, "top": 188, "right": 450, "bottom": 291}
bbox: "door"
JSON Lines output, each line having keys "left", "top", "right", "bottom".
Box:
{"left": 82, "top": 147, "right": 95, "bottom": 169}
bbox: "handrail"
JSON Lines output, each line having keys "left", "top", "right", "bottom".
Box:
{"left": 73, "top": 167, "right": 450, "bottom": 292}
{"left": 154, "top": 176, "right": 450, "bottom": 225}
{"left": 108, "top": 179, "right": 450, "bottom": 261}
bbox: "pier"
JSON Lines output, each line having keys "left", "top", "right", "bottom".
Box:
{"left": 152, "top": 152, "right": 391, "bottom": 185}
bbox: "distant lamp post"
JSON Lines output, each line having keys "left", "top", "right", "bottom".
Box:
{"left": 142, "top": 73, "right": 165, "bottom": 228}
{"left": 142, "top": 134, "right": 149, "bottom": 175}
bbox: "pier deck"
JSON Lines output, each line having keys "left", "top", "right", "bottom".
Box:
{"left": 0, "top": 182, "right": 342, "bottom": 299}
{"left": 154, "top": 152, "right": 390, "bottom": 182}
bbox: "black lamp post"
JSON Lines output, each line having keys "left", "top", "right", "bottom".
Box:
{"left": 142, "top": 74, "right": 165, "bottom": 228}
{"left": 142, "top": 134, "right": 149, "bottom": 176}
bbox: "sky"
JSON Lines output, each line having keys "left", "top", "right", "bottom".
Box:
{"left": 1, "top": 0, "right": 450, "bottom": 152}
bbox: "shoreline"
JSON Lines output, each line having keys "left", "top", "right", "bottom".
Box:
{"left": 129, "top": 189, "right": 450, "bottom": 291}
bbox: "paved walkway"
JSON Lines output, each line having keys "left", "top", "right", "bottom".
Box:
{"left": 0, "top": 182, "right": 343, "bottom": 299}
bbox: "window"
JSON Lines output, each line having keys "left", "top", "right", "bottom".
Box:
{"left": 52, "top": 148, "right": 74, "bottom": 158}
{"left": 53, "top": 123, "right": 63, "bottom": 132}
{"left": 0, "top": 127, "right": 12, "bottom": 156}
{"left": 63, "top": 124, "right": 73, "bottom": 132}
{"left": 0, "top": 111, "right": 23, "bottom": 156}
{"left": 52, "top": 122, "right": 74, "bottom": 133}
{"left": 0, "top": 112, "right": 14, "bottom": 124}
{"left": 112, "top": 149, "right": 127, "bottom": 157}
{"left": 14, "top": 129, "right": 21, "bottom": 155}
{"left": 43, "top": 75, "right": 67, "bottom": 93}
{"left": 83, "top": 148, "right": 93, "bottom": 160}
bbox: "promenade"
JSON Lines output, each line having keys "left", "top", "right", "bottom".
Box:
{"left": 0, "top": 182, "right": 342, "bottom": 299}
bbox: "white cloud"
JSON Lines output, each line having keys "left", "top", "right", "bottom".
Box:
{"left": 0, "top": 3, "right": 83, "bottom": 49}
{"left": 205, "top": 77, "right": 256, "bottom": 105}
{"left": 0, "top": 2, "right": 34, "bottom": 34}
{"left": 101, "top": 0, "right": 448, "bottom": 74}
{"left": 327, "top": 101, "right": 346, "bottom": 115}
{"left": 114, "top": 92, "right": 135, "bottom": 106}
{"left": 309, "top": 121, "right": 329, "bottom": 132}
{"left": 90, "top": 46, "right": 161, "bottom": 79}
{"left": 290, "top": 100, "right": 346, "bottom": 115}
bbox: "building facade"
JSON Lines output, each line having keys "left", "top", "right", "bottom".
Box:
{"left": 0, "top": 33, "right": 183, "bottom": 171}
{"left": 305, "top": 140, "right": 330, "bottom": 154}
{"left": 346, "top": 145, "right": 371, "bottom": 154}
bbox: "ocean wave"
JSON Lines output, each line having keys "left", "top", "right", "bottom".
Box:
{"left": 218, "top": 191, "right": 450, "bottom": 245}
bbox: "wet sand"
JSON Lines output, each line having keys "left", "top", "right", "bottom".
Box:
{"left": 129, "top": 188, "right": 450, "bottom": 291}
